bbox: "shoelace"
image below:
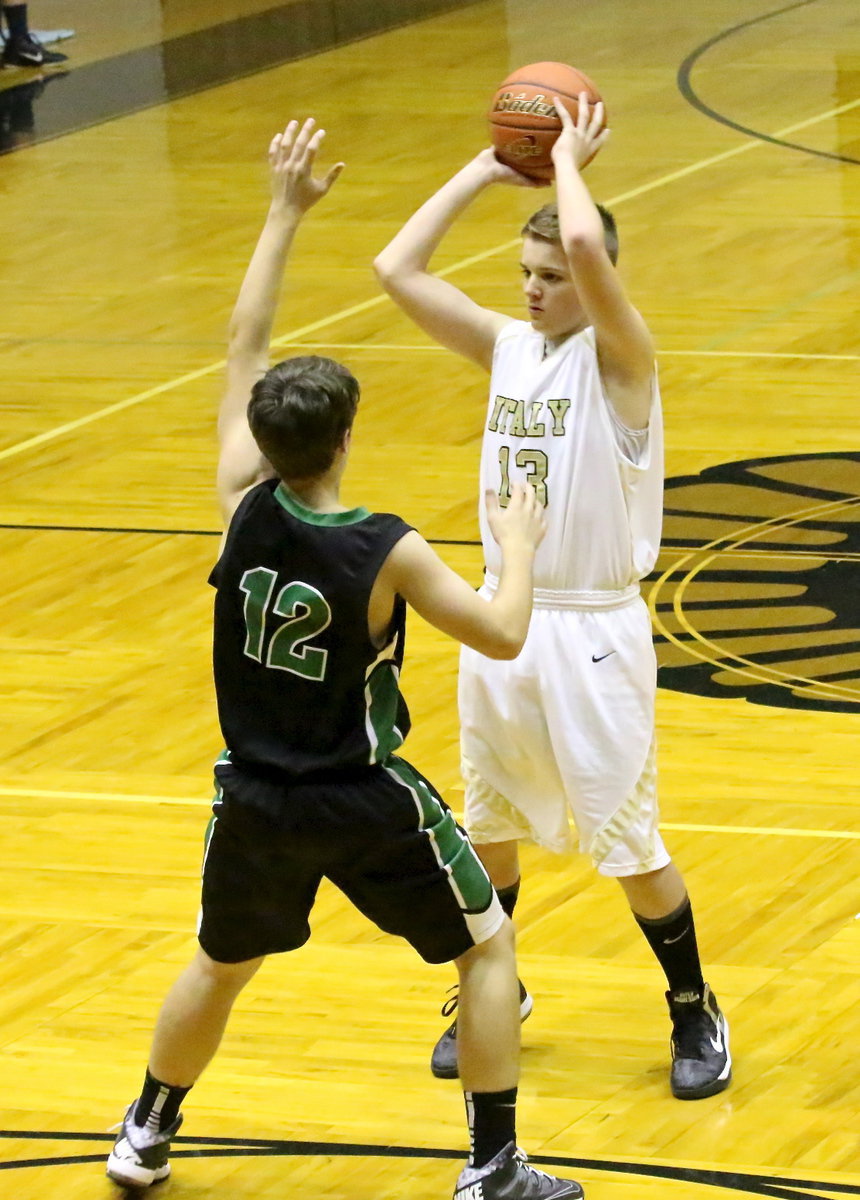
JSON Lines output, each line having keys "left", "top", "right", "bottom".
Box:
{"left": 441, "top": 984, "right": 459, "bottom": 1018}
{"left": 442, "top": 982, "right": 529, "bottom": 1020}
{"left": 514, "top": 1149, "right": 560, "bottom": 1186}
{"left": 672, "top": 1006, "right": 713, "bottom": 1058}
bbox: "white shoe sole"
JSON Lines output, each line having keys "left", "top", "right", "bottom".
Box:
{"left": 106, "top": 1151, "right": 170, "bottom": 1188}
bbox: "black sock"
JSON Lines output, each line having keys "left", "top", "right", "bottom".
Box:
{"left": 634, "top": 895, "right": 705, "bottom": 998}
{"left": 133, "top": 1068, "right": 192, "bottom": 1132}
{"left": 4, "top": 5, "right": 30, "bottom": 39}
{"left": 465, "top": 1088, "right": 517, "bottom": 1168}
{"left": 496, "top": 879, "right": 520, "bottom": 919}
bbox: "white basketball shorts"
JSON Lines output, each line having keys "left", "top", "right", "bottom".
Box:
{"left": 459, "top": 588, "right": 669, "bottom": 877}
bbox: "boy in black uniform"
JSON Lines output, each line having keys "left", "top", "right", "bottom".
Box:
{"left": 106, "top": 119, "right": 584, "bottom": 1200}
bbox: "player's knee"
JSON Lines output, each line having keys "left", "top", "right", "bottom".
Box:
{"left": 192, "top": 945, "right": 264, "bottom": 992}
{"left": 488, "top": 913, "right": 516, "bottom": 957}
{"left": 456, "top": 914, "right": 516, "bottom": 970}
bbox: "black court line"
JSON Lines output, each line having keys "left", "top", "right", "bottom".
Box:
{"left": 0, "top": 1130, "right": 857, "bottom": 1196}
{"left": 0, "top": 522, "right": 221, "bottom": 537}
{"left": 3, "top": 520, "right": 854, "bottom": 557}
{"left": 0, "top": 522, "right": 479, "bottom": 547}
{"left": 677, "top": 0, "right": 860, "bottom": 166}
{"left": 10, "top": 519, "right": 836, "bottom": 557}
{"left": 0, "top": 0, "right": 482, "bottom": 154}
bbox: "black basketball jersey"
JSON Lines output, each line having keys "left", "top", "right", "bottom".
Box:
{"left": 210, "top": 479, "right": 413, "bottom": 778}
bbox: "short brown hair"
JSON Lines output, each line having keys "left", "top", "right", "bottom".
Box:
{"left": 248, "top": 355, "right": 360, "bottom": 482}
{"left": 521, "top": 202, "right": 619, "bottom": 265}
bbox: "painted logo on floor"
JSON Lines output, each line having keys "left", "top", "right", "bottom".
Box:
{"left": 648, "top": 452, "right": 859, "bottom": 712}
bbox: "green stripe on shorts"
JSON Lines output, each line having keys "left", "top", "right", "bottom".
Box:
{"left": 385, "top": 757, "right": 493, "bottom": 915}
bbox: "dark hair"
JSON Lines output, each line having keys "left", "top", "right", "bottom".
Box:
{"left": 520, "top": 202, "right": 619, "bottom": 265}
{"left": 248, "top": 355, "right": 360, "bottom": 482}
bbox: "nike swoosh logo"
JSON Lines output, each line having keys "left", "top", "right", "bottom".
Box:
{"left": 709, "top": 1029, "right": 724, "bottom": 1054}
{"left": 591, "top": 651, "right": 615, "bottom": 662}
{"left": 663, "top": 926, "right": 690, "bottom": 945}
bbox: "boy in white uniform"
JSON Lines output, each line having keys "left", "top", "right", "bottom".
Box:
{"left": 375, "top": 96, "right": 731, "bottom": 1100}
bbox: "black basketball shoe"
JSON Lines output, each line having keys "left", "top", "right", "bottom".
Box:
{"left": 453, "top": 1142, "right": 584, "bottom": 1200}
{"left": 2, "top": 33, "right": 67, "bottom": 66}
{"left": 432, "top": 981, "right": 533, "bottom": 1079}
{"left": 106, "top": 1102, "right": 182, "bottom": 1188}
{"left": 667, "top": 982, "right": 731, "bottom": 1099}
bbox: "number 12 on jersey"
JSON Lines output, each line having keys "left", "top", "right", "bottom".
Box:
{"left": 239, "top": 567, "right": 331, "bottom": 680}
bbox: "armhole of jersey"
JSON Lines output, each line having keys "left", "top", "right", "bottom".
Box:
{"left": 491, "top": 318, "right": 526, "bottom": 364}
{"left": 601, "top": 372, "right": 657, "bottom": 471}
{"left": 210, "top": 484, "right": 261, "bottom": 583}
{"left": 365, "top": 518, "right": 415, "bottom": 649}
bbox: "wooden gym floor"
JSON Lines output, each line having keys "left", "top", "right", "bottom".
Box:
{"left": 0, "top": 1, "right": 857, "bottom": 1197}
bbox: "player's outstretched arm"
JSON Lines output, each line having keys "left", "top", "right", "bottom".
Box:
{"left": 216, "top": 118, "right": 344, "bottom": 525}
{"left": 550, "top": 95, "right": 654, "bottom": 430}
{"left": 374, "top": 151, "right": 537, "bottom": 371}
{"left": 381, "top": 482, "right": 546, "bottom": 659}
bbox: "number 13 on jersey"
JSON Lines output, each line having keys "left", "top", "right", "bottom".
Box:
{"left": 498, "top": 446, "right": 549, "bottom": 506}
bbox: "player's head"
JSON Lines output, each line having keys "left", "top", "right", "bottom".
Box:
{"left": 518, "top": 203, "right": 618, "bottom": 340}
{"left": 520, "top": 202, "right": 619, "bottom": 264}
{"left": 248, "top": 355, "right": 360, "bottom": 482}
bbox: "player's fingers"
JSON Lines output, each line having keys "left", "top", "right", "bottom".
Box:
{"left": 320, "top": 162, "right": 345, "bottom": 193}
{"left": 484, "top": 488, "right": 500, "bottom": 516}
{"left": 269, "top": 132, "right": 286, "bottom": 166}
{"left": 592, "top": 127, "right": 611, "bottom": 155}
{"left": 509, "top": 480, "right": 533, "bottom": 510}
{"left": 290, "top": 117, "right": 317, "bottom": 163}
{"left": 590, "top": 100, "right": 605, "bottom": 134}
{"left": 298, "top": 126, "right": 327, "bottom": 173}
{"left": 523, "top": 482, "right": 545, "bottom": 521}
{"left": 274, "top": 119, "right": 299, "bottom": 163}
{"left": 576, "top": 90, "right": 590, "bottom": 131}
{"left": 553, "top": 95, "right": 573, "bottom": 129}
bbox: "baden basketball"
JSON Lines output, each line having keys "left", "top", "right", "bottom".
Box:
{"left": 488, "top": 61, "right": 604, "bottom": 180}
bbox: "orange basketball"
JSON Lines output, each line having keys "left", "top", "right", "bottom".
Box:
{"left": 488, "top": 61, "right": 604, "bottom": 180}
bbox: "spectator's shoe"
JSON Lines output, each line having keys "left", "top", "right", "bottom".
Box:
{"left": 106, "top": 1103, "right": 182, "bottom": 1188}
{"left": 432, "top": 981, "right": 533, "bottom": 1079}
{"left": 453, "top": 1142, "right": 584, "bottom": 1200}
{"left": 2, "top": 33, "right": 67, "bottom": 67}
{"left": 667, "top": 982, "right": 732, "bottom": 1099}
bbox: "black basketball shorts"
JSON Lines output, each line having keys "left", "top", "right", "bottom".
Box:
{"left": 197, "top": 756, "right": 504, "bottom": 964}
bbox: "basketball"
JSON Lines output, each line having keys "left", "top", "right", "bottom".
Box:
{"left": 488, "top": 61, "right": 604, "bottom": 180}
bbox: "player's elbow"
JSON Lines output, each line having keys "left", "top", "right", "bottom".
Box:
{"left": 492, "top": 639, "right": 524, "bottom": 661}
{"left": 561, "top": 231, "right": 605, "bottom": 265}
{"left": 373, "top": 251, "right": 398, "bottom": 289}
{"left": 226, "top": 323, "right": 263, "bottom": 362}
{"left": 373, "top": 250, "right": 417, "bottom": 296}
{"left": 481, "top": 628, "right": 526, "bottom": 660}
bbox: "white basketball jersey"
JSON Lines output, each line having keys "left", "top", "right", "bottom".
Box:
{"left": 479, "top": 320, "right": 664, "bottom": 592}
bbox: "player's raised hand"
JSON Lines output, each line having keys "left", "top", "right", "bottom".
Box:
{"left": 550, "top": 92, "right": 609, "bottom": 172}
{"left": 268, "top": 118, "right": 344, "bottom": 215}
{"left": 471, "top": 146, "right": 547, "bottom": 188}
{"left": 486, "top": 482, "right": 547, "bottom": 550}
